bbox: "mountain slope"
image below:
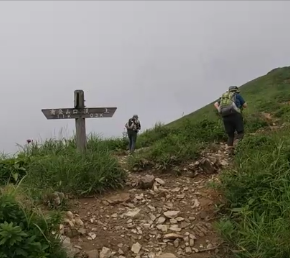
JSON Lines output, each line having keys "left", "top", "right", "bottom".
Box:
{"left": 129, "top": 66, "right": 290, "bottom": 258}
{"left": 171, "top": 66, "right": 290, "bottom": 127}
{"left": 132, "top": 66, "right": 290, "bottom": 168}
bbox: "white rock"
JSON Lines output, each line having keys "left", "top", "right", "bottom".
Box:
{"left": 164, "top": 211, "right": 180, "bottom": 219}
{"left": 163, "top": 233, "right": 183, "bottom": 240}
{"left": 157, "top": 216, "right": 166, "bottom": 224}
{"left": 66, "top": 211, "right": 74, "bottom": 220}
{"left": 170, "top": 219, "right": 177, "bottom": 224}
{"left": 124, "top": 208, "right": 141, "bottom": 218}
{"left": 88, "top": 232, "right": 96, "bottom": 240}
{"left": 169, "top": 225, "right": 181, "bottom": 232}
{"left": 176, "top": 217, "right": 184, "bottom": 222}
{"left": 99, "top": 247, "right": 112, "bottom": 258}
{"left": 75, "top": 218, "right": 84, "bottom": 227}
{"left": 131, "top": 242, "right": 142, "bottom": 254}
{"left": 156, "top": 253, "right": 177, "bottom": 258}
{"left": 185, "top": 247, "right": 192, "bottom": 253}
{"left": 155, "top": 178, "right": 165, "bottom": 185}
{"left": 157, "top": 224, "right": 168, "bottom": 232}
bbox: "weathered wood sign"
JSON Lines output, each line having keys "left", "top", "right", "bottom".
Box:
{"left": 41, "top": 90, "right": 117, "bottom": 151}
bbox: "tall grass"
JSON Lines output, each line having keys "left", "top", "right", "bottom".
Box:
{"left": 0, "top": 135, "right": 127, "bottom": 197}
{"left": 216, "top": 128, "right": 290, "bottom": 258}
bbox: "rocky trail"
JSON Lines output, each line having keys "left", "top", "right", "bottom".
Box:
{"left": 59, "top": 143, "right": 231, "bottom": 258}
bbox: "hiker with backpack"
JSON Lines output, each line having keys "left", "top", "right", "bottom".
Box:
{"left": 214, "top": 86, "right": 247, "bottom": 154}
{"left": 125, "top": 114, "right": 141, "bottom": 154}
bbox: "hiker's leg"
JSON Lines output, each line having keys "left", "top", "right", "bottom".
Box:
{"left": 131, "top": 132, "right": 137, "bottom": 153}
{"left": 227, "top": 133, "right": 235, "bottom": 147}
{"left": 223, "top": 117, "right": 235, "bottom": 147}
{"left": 235, "top": 113, "right": 245, "bottom": 141}
{"left": 127, "top": 132, "right": 132, "bottom": 152}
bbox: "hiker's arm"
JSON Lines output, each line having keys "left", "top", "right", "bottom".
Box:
{"left": 126, "top": 121, "right": 134, "bottom": 129}
{"left": 214, "top": 100, "right": 220, "bottom": 110}
{"left": 239, "top": 95, "right": 247, "bottom": 108}
{"left": 136, "top": 121, "right": 141, "bottom": 132}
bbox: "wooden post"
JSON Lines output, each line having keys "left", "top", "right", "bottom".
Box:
{"left": 74, "top": 90, "right": 86, "bottom": 151}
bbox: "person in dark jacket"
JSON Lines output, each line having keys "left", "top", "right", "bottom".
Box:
{"left": 125, "top": 114, "right": 141, "bottom": 154}
{"left": 214, "top": 86, "right": 247, "bottom": 154}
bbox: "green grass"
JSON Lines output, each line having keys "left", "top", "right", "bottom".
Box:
{"left": 126, "top": 66, "right": 290, "bottom": 257}
{"left": 0, "top": 134, "right": 128, "bottom": 257}
{"left": 128, "top": 66, "right": 290, "bottom": 170}
{"left": 0, "top": 183, "right": 67, "bottom": 258}
{"left": 128, "top": 119, "right": 226, "bottom": 170}
{"left": 216, "top": 128, "right": 290, "bottom": 258}
{"left": 0, "top": 135, "right": 127, "bottom": 198}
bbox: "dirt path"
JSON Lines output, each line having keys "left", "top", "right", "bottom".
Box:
{"left": 60, "top": 143, "right": 230, "bottom": 258}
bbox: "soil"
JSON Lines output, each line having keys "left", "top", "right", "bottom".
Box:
{"left": 60, "top": 143, "right": 231, "bottom": 258}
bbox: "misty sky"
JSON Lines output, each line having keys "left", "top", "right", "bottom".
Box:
{"left": 0, "top": 1, "right": 290, "bottom": 154}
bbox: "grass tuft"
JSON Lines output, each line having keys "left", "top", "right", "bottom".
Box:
{"left": 0, "top": 135, "right": 127, "bottom": 197}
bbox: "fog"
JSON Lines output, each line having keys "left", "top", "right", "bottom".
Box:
{"left": 0, "top": 1, "right": 289, "bottom": 153}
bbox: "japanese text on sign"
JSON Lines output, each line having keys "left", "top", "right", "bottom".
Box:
{"left": 49, "top": 108, "right": 109, "bottom": 119}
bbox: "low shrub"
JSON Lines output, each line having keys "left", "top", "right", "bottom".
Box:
{"left": 0, "top": 156, "right": 29, "bottom": 185}
{"left": 0, "top": 184, "right": 67, "bottom": 258}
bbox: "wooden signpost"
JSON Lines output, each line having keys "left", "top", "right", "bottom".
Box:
{"left": 41, "top": 90, "right": 117, "bottom": 151}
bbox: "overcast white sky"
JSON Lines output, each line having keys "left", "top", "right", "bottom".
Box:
{"left": 0, "top": 1, "right": 290, "bottom": 154}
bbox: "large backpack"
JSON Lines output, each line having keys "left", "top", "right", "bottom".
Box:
{"left": 125, "top": 119, "right": 133, "bottom": 130}
{"left": 219, "top": 91, "right": 240, "bottom": 117}
{"left": 125, "top": 118, "right": 139, "bottom": 131}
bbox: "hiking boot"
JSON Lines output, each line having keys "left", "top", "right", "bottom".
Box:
{"left": 226, "top": 146, "right": 235, "bottom": 156}
{"left": 233, "top": 139, "right": 238, "bottom": 147}
{"left": 233, "top": 138, "right": 242, "bottom": 148}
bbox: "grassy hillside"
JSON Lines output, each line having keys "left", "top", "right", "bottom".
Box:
{"left": 130, "top": 66, "right": 290, "bottom": 169}
{"left": 1, "top": 66, "right": 290, "bottom": 257}
{"left": 132, "top": 66, "right": 290, "bottom": 258}
{"left": 170, "top": 66, "right": 290, "bottom": 126}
